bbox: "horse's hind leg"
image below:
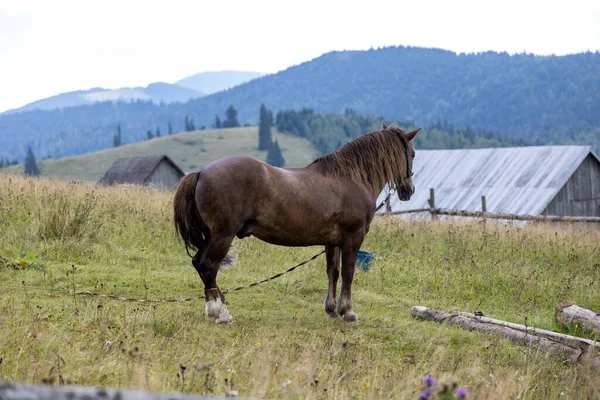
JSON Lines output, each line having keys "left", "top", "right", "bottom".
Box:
{"left": 196, "top": 234, "right": 235, "bottom": 323}
{"left": 324, "top": 246, "right": 340, "bottom": 317}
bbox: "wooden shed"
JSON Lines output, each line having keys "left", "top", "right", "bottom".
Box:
{"left": 98, "top": 155, "right": 184, "bottom": 190}
{"left": 378, "top": 146, "right": 600, "bottom": 217}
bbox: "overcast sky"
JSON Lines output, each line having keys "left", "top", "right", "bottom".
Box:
{"left": 1, "top": 0, "right": 599, "bottom": 113}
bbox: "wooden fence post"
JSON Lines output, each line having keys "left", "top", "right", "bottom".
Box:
{"left": 385, "top": 192, "right": 391, "bottom": 213}
{"left": 428, "top": 188, "right": 437, "bottom": 220}
{"left": 481, "top": 195, "right": 487, "bottom": 213}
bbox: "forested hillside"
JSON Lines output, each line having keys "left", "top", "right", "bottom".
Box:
{"left": 275, "top": 109, "right": 528, "bottom": 155}
{"left": 1, "top": 46, "right": 598, "bottom": 161}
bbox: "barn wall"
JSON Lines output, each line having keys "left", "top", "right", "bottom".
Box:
{"left": 544, "top": 154, "right": 600, "bottom": 216}
{"left": 147, "top": 161, "right": 183, "bottom": 190}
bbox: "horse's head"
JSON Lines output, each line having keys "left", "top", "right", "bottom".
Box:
{"left": 387, "top": 123, "right": 419, "bottom": 201}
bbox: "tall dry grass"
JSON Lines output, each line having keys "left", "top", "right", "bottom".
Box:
{"left": 1, "top": 173, "right": 599, "bottom": 399}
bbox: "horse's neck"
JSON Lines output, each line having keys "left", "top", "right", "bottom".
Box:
{"left": 305, "top": 163, "right": 386, "bottom": 201}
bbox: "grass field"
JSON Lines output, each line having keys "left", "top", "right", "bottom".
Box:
{"left": 6, "top": 127, "right": 319, "bottom": 182}
{"left": 1, "top": 173, "right": 599, "bottom": 399}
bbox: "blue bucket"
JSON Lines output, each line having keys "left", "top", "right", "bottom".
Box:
{"left": 356, "top": 250, "right": 375, "bottom": 272}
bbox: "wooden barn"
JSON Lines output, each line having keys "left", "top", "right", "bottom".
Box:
{"left": 378, "top": 146, "right": 600, "bottom": 217}
{"left": 98, "top": 155, "right": 184, "bottom": 190}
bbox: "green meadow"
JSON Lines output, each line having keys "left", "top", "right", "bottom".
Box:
{"left": 5, "top": 127, "right": 319, "bottom": 182}
{"left": 1, "top": 173, "right": 599, "bottom": 399}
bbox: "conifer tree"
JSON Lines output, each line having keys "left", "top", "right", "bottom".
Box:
{"left": 213, "top": 115, "right": 222, "bottom": 129}
{"left": 156, "top": 126, "right": 161, "bottom": 137}
{"left": 168, "top": 122, "right": 173, "bottom": 135}
{"left": 113, "top": 124, "right": 122, "bottom": 147}
{"left": 222, "top": 105, "right": 240, "bottom": 128}
{"left": 265, "top": 139, "right": 285, "bottom": 167}
{"left": 24, "top": 146, "right": 40, "bottom": 176}
{"left": 147, "top": 130, "right": 154, "bottom": 140}
{"left": 258, "top": 103, "right": 273, "bottom": 151}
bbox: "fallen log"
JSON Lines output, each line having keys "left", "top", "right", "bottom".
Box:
{"left": 556, "top": 303, "right": 600, "bottom": 334}
{"left": 0, "top": 381, "right": 236, "bottom": 400}
{"left": 410, "top": 306, "right": 600, "bottom": 369}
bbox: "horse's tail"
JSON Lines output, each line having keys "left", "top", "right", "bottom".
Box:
{"left": 173, "top": 171, "right": 208, "bottom": 258}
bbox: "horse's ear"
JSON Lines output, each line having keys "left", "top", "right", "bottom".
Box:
{"left": 382, "top": 122, "right": 388, "bottom": 130}
{"left": 406, "top": 128, "right": 421, "bottom": 141}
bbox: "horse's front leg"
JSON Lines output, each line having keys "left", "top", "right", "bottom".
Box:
{"left": 337, "top": 236, "right": 363, "bottom": 322}
{"left": 324, "top": 245, "right": 340, "bottom": 317}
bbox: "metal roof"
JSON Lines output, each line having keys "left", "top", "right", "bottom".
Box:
{"left": 98, "top": 155, "right": 184, "bottom": 186}
{"left": 377, "top": 146, "right": 597, "bottom": 216}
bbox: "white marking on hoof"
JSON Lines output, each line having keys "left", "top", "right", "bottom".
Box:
{"left": 206, "top": 298, "right": 233, "bottom": 323}
{"left": 341, "top": 311, "right": 359, "bottom": 322}
{"left": 215, "top": 305, "right": 233, "bottom": 324}
{"left": 205, "top": 298, "right": 223, "bottom": 319}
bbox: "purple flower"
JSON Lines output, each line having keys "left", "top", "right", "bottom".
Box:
{"left": 456, "top": 388, "right": 468, "bottom": 398}
{"left": 419, "top": 389, "right": 432, "bottom": 399}
{"left": 423, "top": 375, "right": 437, "bottom": 388}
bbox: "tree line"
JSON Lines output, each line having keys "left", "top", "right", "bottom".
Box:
{"left": 10, "top": 104, "right": 534, "bottom": 175}
{"left": 274, "top": 108, "right": 529, "bottom": 155}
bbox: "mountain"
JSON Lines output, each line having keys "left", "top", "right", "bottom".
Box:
{"left": 3, "top": 82, "right": 203, "bottom": 114}
{"left": 172, "top": 47, "right": 599, "bottom": 141}
{"left": 176, "top": 71, "right": 265, "bottom": 94}
{"left": 1, "top": 46, "right": 599, "bottom": 161}
{"left": 142, "top": 82, "right": 204, "bottom": 104}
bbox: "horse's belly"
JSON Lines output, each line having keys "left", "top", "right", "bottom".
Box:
{"left": 250, "top": 222, "right": 341, "bottom": 247}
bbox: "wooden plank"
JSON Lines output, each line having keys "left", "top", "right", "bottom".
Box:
{"left": 569, "top": 199, "right": 574, "bottom": 216}
{"left": 434, "top": 208, "right": 600, "bottom": 223}
{"left": 411, "top": 306, "right": 600, "bottom": 368}
{"left": 379, "top": 208, "right": 431, "bottom": 216}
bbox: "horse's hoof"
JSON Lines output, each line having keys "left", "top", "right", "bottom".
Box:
{"left": 324, "top": 301, "right": 338, "bottom": 318}
{"left": 205, "top": 298, "right": 223, "bottom": 319}
{"left": 215, "top": 312, "right": 233, "bottom": 324}
{"left": 341, "top": 311, "right": 359, "bottom": 322}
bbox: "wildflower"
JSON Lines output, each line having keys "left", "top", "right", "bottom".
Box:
{"left": 419, "top": 389, "right": 432, "bottom": 399}
{"left": 456, "top": 388, "right": 468, "bottom": 398}
{"left": 423, "top": 375, "right": 437, "bottom": 388}
{"left": 254, "top": 342, "right": 260, "bottom": 348}
{"left": 365, "top": 383, "right": 370, "bottom": 388}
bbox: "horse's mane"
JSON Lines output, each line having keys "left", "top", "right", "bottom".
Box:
{"left": 310, "top": 126, "right": 411, "bottom": 193}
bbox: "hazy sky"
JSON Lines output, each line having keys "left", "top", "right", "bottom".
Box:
{"left": 1, "top": 0, "right": 599, "bottom": 113}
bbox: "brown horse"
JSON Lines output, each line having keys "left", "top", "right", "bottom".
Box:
{"left": 174, "top": 124, "right": 419, "bottom": 323}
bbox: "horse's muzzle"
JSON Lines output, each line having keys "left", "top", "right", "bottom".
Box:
{"left": 398, "top": 184, "right": 414, "bottom": 201}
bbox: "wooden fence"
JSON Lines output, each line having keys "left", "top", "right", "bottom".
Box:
{"left": 379, "top": 188, "right": 600, "bottom": 223}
